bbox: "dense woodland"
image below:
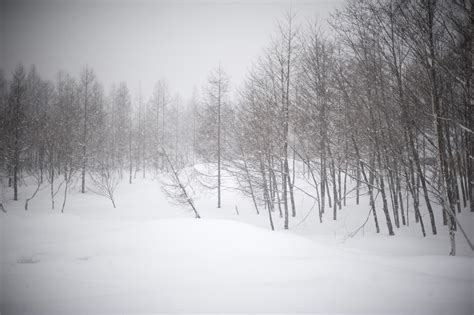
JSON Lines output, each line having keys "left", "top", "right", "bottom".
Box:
{"left": 0, "top": 0, "right": 472, "bottom": 256}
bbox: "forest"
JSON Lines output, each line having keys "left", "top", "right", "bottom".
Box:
{"left": 0, "top": 0, "right": 472, "bottom": 260}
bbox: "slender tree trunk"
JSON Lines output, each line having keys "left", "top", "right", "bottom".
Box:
{"left": 356, "top": 163, "right": 360, "bottom": 205}
{"left": 394, "top": 160, "right": 406, "bottom": 225}
{"left": 338, "top": 163, "right": 342, "bottom": 210}
{"left": 61, "top": 171, "right": 70, "bottom": 213}
{"left": 217, "top": 78, "right": 221, "bottom": 209}
{"left": 446, "top": 125, "right": 461, "bottom": 214}
{"left": 376, "top": 149, "right": 394, "bottom": 236}
{"left": 260, "top": 158, "right": 274, "bottom": 231}
{"left": 326, "top": 175, "right": 332, "bottom": 209}
{"left": 269, "top": 160, "right": 282, "bottom": 217}
{"left": 352, "top": 136, "right": 380, "bottom": 233}
{"left": 343, "top": 158, "right": 348, "bottom": 207}
{"left": 13, "top": 155, "right": 18, "bottom": 201}
{"left": 13, "top": 106, "right": 20, "bottom": 201}
{"left": 371, "top": 109, "right": 394, "bottom": 235}
{"left": 426, "top": 0, "right": 455, "bottom": 254}
{"left": 25, "top": 171, "right": 43, "bottom": 210}
{"left": 321, "top": 154, "right": 326, "bottom": 214}
{"left": 406, "top": 165, "right": 426, "bottom": 237}
{"left": 282, "top": 157, "right": 289, "bottom": 229}
{"left": 50, "top": 168, "right": 55, "bottom": 210}
{"left": 327, "top": 146, "right": 337, "bottom": 221}
{"left": 241, "top": 148, "right": 259, "bottom": 215}
{"left": 287, "top": 158, "right": 296, "bottom": 217}
{"left": 162, "top": 146, "right": 200, "bottom": 218}
{"left": 468, "top": 0, "right": 474, "bottom": 213}
{"left": 456, "top": 144, "right": 467, "bottom": 208}
{"left": 129, "top": 122, "right": 133, "bottom": 185}
{"left": 386, "top": 156, "right": 399, "bottom": 228}
{"left": 81, "top": 79, "right": 88, "bottom": 194}
{"left": 406, "top": 184, "right": 410, "bottom": 226}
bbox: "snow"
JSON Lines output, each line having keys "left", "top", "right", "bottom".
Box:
{"left": 1, "top": 173, "right": 473, "bottom": 314}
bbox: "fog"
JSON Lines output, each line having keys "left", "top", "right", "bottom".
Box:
{"left": 1, "top": 0, "right": 344, "bottom": 99}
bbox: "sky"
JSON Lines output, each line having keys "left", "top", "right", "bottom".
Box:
{"left": 1, "top": 0, "right": 346, "bottom": 101}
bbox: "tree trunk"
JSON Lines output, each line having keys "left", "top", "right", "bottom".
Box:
{"left": 241, "top": 148, "right": 259, "bottom": 215}
{"left": 286, "top": 158, "right": 296, "bottom": 217}
{"left": 352, "top": 136, "right": 380, "bottom": 233}
{"left": 260, "top": 158, "right": 274, "bottom": 231}
{"left": 81, "top": 79, "right": 88, "bottom": 194}
{"left": 426, "top": 0, "right": 455, "bottom": 254}
{"left": 409, "top": 131, "right": 436, "bottom": 234}
{"left": 217, "top": 78, "right": 221, "bottom": 209}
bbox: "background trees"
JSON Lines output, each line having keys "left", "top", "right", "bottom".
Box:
{"left": 0, "top": 0, "right": 471, "bottom": 255}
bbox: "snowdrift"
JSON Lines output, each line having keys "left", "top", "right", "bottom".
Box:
{"left": 1, "top": 213, "right": 472, "bottom": 314}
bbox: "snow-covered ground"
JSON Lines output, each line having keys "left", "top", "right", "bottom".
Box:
{"left": 1, "top": 171, "right": 473, "bottom": 314}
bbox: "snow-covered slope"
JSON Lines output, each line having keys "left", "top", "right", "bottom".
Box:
{"left": 1, "top": 176, "right": 473, "bottom": 314}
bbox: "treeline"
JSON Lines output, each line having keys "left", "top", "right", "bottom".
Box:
{"left": 0, "top": 0, "right": 472, "bottom": 255}
{"left": 222, "top": 0, "right": 472, "bottom": 255}
{"left": 0, "top": 65, "right": 200, "bottom": 211}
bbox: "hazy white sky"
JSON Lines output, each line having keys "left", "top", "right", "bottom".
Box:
{"left": 1, "top": 0, "right": 345, "bottom": 101}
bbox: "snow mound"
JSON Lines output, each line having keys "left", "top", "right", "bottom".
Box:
{"left": 111, "top": 218, "right": 328, "bottom": 258}
{"left": 1, "top": 206, "right": 473, "bottom": 314}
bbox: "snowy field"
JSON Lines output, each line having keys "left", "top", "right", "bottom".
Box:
{"left": 1, "top": 173, "right": 473, "bottom": 314}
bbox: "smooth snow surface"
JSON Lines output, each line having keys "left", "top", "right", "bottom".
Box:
{"left": 1, "top": 174, "right": 473, "bottom": 314}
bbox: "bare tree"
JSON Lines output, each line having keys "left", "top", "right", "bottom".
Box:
{"left": 6, "top": 65, "right": 27, "bottom": 201}
{"left": 79, "top": 67, "right": 96, "bottom": 194}
{"left": 200, "top": 66, "right": 230, "bottom": 209}
{"left": 161, "top": 146, "right": 200, "bottom": 219}
{"left": 89, "top": 157, "right": 119, "bottom": 208}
